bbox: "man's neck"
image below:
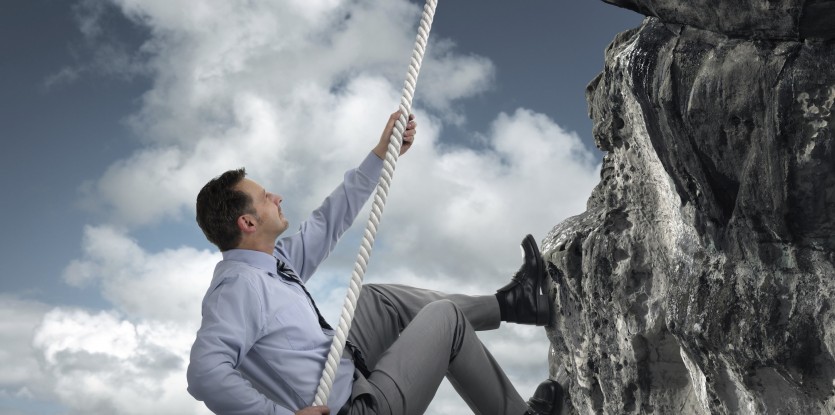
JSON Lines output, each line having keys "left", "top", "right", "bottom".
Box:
{"left": 235, "top": 238, "right": 275, "bottom": 255}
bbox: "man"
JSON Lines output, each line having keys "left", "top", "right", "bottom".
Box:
{"left": 187, "top": 111, "right": 563, "bottom": 414}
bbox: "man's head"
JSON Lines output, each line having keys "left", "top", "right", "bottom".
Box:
{"left": 196, "top": 168, "right": 288, "bottom": 252}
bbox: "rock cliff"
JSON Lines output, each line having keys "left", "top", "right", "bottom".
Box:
{"left": 543, "top": 1, "right": 835, "bottom": 413}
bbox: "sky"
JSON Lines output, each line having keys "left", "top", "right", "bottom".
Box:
{"left": 0, "top": 1, "right": 642, "bottom": 414}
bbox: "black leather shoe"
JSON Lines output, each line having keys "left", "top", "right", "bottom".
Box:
{"left": 525, "top": 379, "right": 563, "bottom": 415}
{"left": 496, "top": 234, "right": 552, "bottom": 326}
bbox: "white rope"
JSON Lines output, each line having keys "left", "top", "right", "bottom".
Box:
{"left": 313, "top": 0, "right": 438, "bottom": 406}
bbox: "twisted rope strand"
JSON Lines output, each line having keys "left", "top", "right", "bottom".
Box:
{"left": 313, "top": 0, "right": 438, "bottom": 406}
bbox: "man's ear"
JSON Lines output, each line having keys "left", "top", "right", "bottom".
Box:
{"left": 237, "top": 214, "right": 257, "bottom": 234}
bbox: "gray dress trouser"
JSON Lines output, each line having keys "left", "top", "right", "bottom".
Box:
{"left": 344, "top": 283, "right": 530, "bottom": 415}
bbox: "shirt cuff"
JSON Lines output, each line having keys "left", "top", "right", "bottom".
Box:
{"left": 358, "top": 151, "right": 384, "bottom": 182}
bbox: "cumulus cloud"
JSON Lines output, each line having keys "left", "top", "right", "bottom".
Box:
{"left": 368, "top": 107, "right": 599, "bottom": 282}
{"left": 20, "top": 0, "right": 602, "bottom": 413}
{"left": 76, "top": 0, "right": 494, "bottom": 228}
{"left": 0, "top": 297, "right": 52, "bottom": 402}
{"left": 43, "top": 0, "right": 151, "bottom": 91}
{"left": 33, "top": 308, "right": 208, "bottom": 415}
{"left": 0, "top": 226, "right": 217, "bottom": 414}
{"left": 63, "top": 225, "right": 218, "bottom": 324}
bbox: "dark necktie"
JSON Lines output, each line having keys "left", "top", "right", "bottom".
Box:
{"left": 276, "top": 260, "right": 333, "bottom": 331}
{"left": 276, "top": 259, "right": 371, "bottom": 377}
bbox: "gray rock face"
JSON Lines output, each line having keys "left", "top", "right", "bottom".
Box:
{"left": 543, "top": 4, "right": 835, "bottom": 414}
{"left": 602, "top": 0, "right": 835, "bottom": 40}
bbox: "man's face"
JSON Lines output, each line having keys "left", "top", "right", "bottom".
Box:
{"left": 235, "top": 178, "right": 289, "bottom": 238}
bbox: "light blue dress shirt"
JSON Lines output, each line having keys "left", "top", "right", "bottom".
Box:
{"left": 187, "top": 153, "right": 383, "bottom": 414}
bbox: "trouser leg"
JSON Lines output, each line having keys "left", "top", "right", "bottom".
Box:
{"left": 348, "top": 283, "right": 501, "bottom": 369}
{"left": 347, "top": 285, "right": 529, "bottom": 415}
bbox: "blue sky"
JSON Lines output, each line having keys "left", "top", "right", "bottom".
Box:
{"left": 1, "top": 1, "right": 641, "bottom": 413}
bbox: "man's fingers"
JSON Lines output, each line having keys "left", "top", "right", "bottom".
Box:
{"left": 384, "top": 111, "right": 401, "bottom": 131}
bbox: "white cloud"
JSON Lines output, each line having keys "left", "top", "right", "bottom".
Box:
{"left": 21, "top": 0, "right": 602, "bottom": 413}
{"left": 73, "top": 0, "right": 494, "bottom": 228}
{"left": 43, "top": 0, "right": 151, "bottom": 91}
{"left": 358, "top": 107, "right": 599, "bottom": 284}
{"left": 0, "top": 225, "right": 216, "bottom": 414}
{"left": 419, "top": 39, "right": 496, "bottom": 114}
{"left": 63, "top": 225, "right": 217, "bottom": 325}
{"left": 0, "top": 226, "right": 216, "bottom": 414}
{"left": 32, "top": 308, "right": 207, "bottom": 415}
{"left": 0, "top": 297, "right": 52, "bottom": 398}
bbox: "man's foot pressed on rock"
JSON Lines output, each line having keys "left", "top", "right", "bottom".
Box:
{"left": 496, "top": 234, "right": 553, "bottom": 326}
{"left": 525, "top": 379, "right": 564, "bottom": 415}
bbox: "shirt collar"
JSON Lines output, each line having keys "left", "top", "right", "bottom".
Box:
{"left": 221, "top": 249, "right": 276, "bottom": 274}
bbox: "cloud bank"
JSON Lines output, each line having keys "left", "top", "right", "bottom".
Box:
{"left": 4, "top": 0, "right": 601, "bottom": 413}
